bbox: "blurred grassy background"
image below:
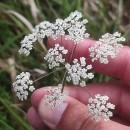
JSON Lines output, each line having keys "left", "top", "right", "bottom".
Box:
{"left": 0, "top": 0, "right": 130, "bottom": 129}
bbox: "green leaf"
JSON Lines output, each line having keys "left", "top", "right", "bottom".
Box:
{"left": 0, "top": 98, "right": 33, "bottom": 130}
{"left": 0, "top": 120, "right": 14, "bottom": 130}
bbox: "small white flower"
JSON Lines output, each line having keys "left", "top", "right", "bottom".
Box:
{"left": 19, "top": 33, "right": 37, "bottom": 56}
{"left": 89, "top": 32, "right": 125, "bottom": 64}
{"left": 44, "top": 44, "right": 68, "bottom": 69}
{"left": 88, "top": 94, "right": 115, "bottom": 121}
{"left": 65, "top": 57, "right": 94, "bottom": 87}
{"left": 29, "top": 86, "right": 35, "bottom": 92}
{"left": 80, "top": 81, "right": 86, "bottom": 87}
{"left": 13, "top": 72, "right": 35, "bottom": 101}
{"left": 44, "top": 84, "right": 68, "bottom": 109}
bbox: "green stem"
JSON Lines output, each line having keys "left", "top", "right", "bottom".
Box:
{"left": 45, "top": 0, "right": 59, "bottom": 18}
{"left": 0, "top": 98, "right": 32, "bottom": 130}
{"left": 69, "top": 44, "right": 77, "bottom": 61}
{"left": 11, "top": 104, "right": 27, "bottom": 116}
{"left": 61, "top": 70, "right": 67, "bottom": 93}
{"left": 47, "top": 38, "right": 52, "bottom": 47}
{"left": 0, "top": 119, "right": 14, "bottom": 130}
{"left": 33, "top": 67, "right": 65, "bottom": 82}
{"left": 33, "top": 46, "right": 45, "bottom": 54}
{"left": 61, "top": 44, "right": 77, "bottom": 93}
{"left": 84, "top": 88, "right": 93, "bottom": 97}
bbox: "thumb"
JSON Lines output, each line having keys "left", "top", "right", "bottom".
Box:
{"left": 38, "top": 96, "right": 89, "bottom": 130}
{"left": 38, "top": 96, "right": 126, "bottom": 130}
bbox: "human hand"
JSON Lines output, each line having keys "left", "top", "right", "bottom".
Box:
{"left": 27, "top": 37, "right": 130, "bottom": 130}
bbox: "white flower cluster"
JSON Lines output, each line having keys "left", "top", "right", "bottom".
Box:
{"left": 44, "top": 84, "right": 68, "bottom": 109}
{"left": 88, "top": 94, "right": 115, "bottom": 121}
{"left": 89, "top": 32, "right": 125, "bottom": 64}
{"left": 13, "top": 72, "right": 35, "bottom": 101}
{"left": 44, "top": 44, "right": 68, "bottom": 69}
{"left": 65, "top": 57, "right": 94, "bottom": 87}
{"left": 16, "top": 11, "right": 124, "bottom": 122}
{"left": 19, "top": 11, "right": 89, "bottom": 55}
{"left": 51, "top": 19, "right": 67, "bottom": 40}
{"left": 18, "top": 33, "right": 37, "bottom": 56}
{"left": 35, "top": 21, "right": 53, "bottom": 39}
{"left": 65, "top": 11, "right": 90, "bottom": 44}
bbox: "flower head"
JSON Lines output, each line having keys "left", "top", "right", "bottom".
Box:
{"left": 13, "top": 72, "right": 35, "bottom": 101}
{"left": 88, "top": 94, "right": 115, "bottom": 121}
{"left": 89, "top": 32, "right": 125, "bottom": 64}
{"left": 65, "top": 57, "right": 94, "bottom": 87}
{"left": 64, "top": 11, "right": 82, "bottom": 24}
{"left": 35, "top": 21, "right": 53, "bottom": 40}
{"left": 44, "top": 84, "right": 68, "bottom": 109}
{"left": 51, "top": 19, "right": 67, "bottom": 40}
{"left": 18, "top": 33, "right": 37, "bottom": 56}
{"left": 44, "top": 44, "right": 68, "bottom": 69}
{"left": 19, "top": 11, "right": 90, "bottom": 55}
{"left": 65, "top": 20, "right": 89, "bottom": 44}
{"left": 65, "top": 11, "right": 90, "bottom": 44}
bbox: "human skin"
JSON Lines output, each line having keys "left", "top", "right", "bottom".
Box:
{"left": 27, "top": 37, "right": 130, "bottom": 130}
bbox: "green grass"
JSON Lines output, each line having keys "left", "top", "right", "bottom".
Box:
{"left": 0, "top": 0, "right": 130, "bottom": 129}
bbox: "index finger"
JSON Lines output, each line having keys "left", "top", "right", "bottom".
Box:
{"left": 48, "top": 36, "right": 130, "bottom": 86}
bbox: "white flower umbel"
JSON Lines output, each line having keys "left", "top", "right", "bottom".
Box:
{"left": 65, "top": 57, "right": 94, "bottom": 87}
{"left": 35, "top": 21, "right": 53, "bottom": 40}
{"left": 65, "top": 20, "right": 90, "bottom": 44}
{"left": 89, "top": 32, "right": 125, "bottom": 64}
{"left": 19, "top": 33, "right": 37, "bottom": 56}
{"left": 12, "top": 72, "right": 35, "bottom": 101}
{"left": 51, "top": 19, "right": 67, "bottom": 40}
{"left": 44, "top": 44, "right": 68, "bottom": 69}
{"left": 65, "top": 11, "right": 90, "bottom": 44}
{"left": 88, "top": 94, "right": 115, "bottom": 121}
{"left": 64, "top": 11, "right": 82, "bottom": 23}
{"left": 44, "top": 84, "right": 68, "bottom": 109}
{"left": 19, "top": 11, "right": 90, "bottom": 55}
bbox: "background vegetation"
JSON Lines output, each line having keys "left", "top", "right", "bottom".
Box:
{"left": 0, "top": 0, "right": 130, "bottom": 129}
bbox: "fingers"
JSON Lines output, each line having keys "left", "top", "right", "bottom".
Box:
{"left": 38, "top": 95, "right": 130, "bottom": 130}
{"left": 31, "top": 82, "right": 130, "bottom": 122}
{"left": 67, "top": 83, "right": 130, "bottom": 122}
{"left": 112, "top": 116, "right": 130, "bottom": 126}
{"left": 27, "top": 107, "right": 45, "bottom": 130}
{"left": 48, "top": 36, "right": 130, "bottom": 86}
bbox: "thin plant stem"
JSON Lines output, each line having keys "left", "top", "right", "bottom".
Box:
{"left": 61, "top": 70, "right": 67, "bottom": 93}
{"left": 84, "top": 87, "right": 93, "bottom": 97}
{"left": 61, "top": 35, "right": 68, "bottom": 61}
{"left": 33, "top": 46, "right": 45, "bottom": 54}
{"left": 61, "top": 43, "right": 77, "bottom": 93}
{"left": 47, "top": 38, "right": 53, "bottom": 47}
{"left": 69, "top": 44, "right": 77, "bottom": 61}
{"left": 38, "top": 39, "right": 47, "bottom": 52}
{"left": 11, "top": 104, "right": 27, "bottom": 116}
{"left": 0, "top": 120, "right": 14, "bottom": 130}
{"left": 0, "top": 98, "right": 31, "bottom": 130}
{"left": 60, "top": 42, "right": 93, "bottom": 98}
{"left": 61, "top": 35, "right": 63, "bottom": 45}
{"left": 61, "top": 35, "right": 65, "bottom": 46}
{"left": 45, "top": 0, "right": 59, "bottom": 18}
{"left": 33, "top": 67, "right": 65, "bottom": 82}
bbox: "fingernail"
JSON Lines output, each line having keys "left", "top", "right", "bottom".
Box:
{"left": 38, "top": 97, "right": 68, "bottom": 129}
